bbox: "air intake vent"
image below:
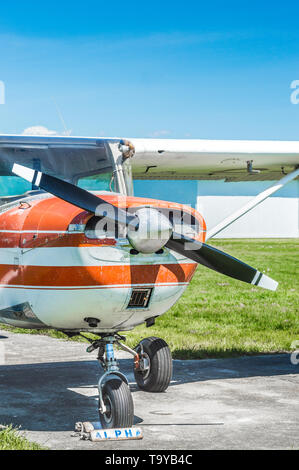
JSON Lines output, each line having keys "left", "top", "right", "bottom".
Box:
{"left": 127, "top": 288, "right": 152, "bottom": 308}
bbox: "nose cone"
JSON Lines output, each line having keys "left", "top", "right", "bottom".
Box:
{"left": 127, "top": 207, "right": 173, "bottom": 254}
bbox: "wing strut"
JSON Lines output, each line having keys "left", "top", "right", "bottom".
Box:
{"left": 205, "top": 167, "right": 299, "bottom": 240}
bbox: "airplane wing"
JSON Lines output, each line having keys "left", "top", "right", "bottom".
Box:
{"left": 1, "top": 134, "right": 299, "bottom": 183}
{"left": 129, "top": 138, "right": 299, "bottom": 181}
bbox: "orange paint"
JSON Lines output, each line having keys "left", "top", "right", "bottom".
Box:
{"left": 0, "top": 263, "right": 197, "bottom": 287}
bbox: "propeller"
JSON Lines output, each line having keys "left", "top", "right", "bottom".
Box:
{"left": 12, "top": 163, "right": 278, "bottom": 291}
{"left": 166, "top": 233, "right": 278, "bottom": 291}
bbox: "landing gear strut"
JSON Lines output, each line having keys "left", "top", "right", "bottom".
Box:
{"left": 86, "top": 334, "right": 172, "bottom": 429}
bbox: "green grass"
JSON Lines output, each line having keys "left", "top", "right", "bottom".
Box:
{"left": 0, "top": 425, "right": 44, "bottom": 450}
{"left": 1, "top": 239, "right": 298, "bottom": 360}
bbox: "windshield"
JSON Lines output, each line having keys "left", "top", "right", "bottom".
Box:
{"left": 0, "top": 137, "right": 135, "bottom": 200}
{"left": 0, "top": 175, "right": 32, "bottom": 197}
{"left": 77, "top": 171, "right": 114, "bottom": 192}
{"left": 0, "top": 170, "right": 116, "bottom": 203}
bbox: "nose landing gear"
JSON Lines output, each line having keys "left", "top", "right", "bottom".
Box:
{"left": 87, "top": 335, "right": 134, "bottom": 429}
{"left": 86, "top": 334, "right": 172, "bottom": 429}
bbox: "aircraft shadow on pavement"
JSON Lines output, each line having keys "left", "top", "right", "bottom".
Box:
{"left": 0, "top": 355, "right": 297, "bottom": 432}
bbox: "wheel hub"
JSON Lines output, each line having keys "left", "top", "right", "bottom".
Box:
{"left": 102, "top": 395, "right": 113, "bottom": 424}
{"left": 138, "top": 351, "right": 151, "bottom": 379}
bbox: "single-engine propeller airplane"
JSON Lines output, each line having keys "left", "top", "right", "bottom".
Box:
{"left": 0, "top": 134, "right": 298, "bottom": 428}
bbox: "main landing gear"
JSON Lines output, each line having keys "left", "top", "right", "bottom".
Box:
{"left": 86, "top": 334, "right": 173, "bottom": 429}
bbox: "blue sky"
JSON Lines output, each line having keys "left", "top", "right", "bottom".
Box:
{"left": 1, "top": 1, "right": 299, "bottom": 140}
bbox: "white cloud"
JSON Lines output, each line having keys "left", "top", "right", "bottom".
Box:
{"left": 22, "top": 125, "right": 58, "bottom": 136}
{"left": 22, "top": 125, "right": 72, "bottom": 136}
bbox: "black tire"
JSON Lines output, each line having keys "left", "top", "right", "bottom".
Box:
{"left": 99, "top": 379, "right": 134, "bottom": 429}
{"left": 134, "top": 337, "right": 172, "bottom": 392}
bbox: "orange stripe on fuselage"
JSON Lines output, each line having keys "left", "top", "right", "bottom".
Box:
{"left": 0, "top": 263, "right": 197, "bottom": 287}
{"left": 0, "top": 233, "right": 21, "bottom": 248}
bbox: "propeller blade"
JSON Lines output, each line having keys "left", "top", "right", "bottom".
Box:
{"left": 12, "top": 163, "right": 138, "bottom": 229}
{"left": 166, "top": 233, "right": 278, "bottom": 291}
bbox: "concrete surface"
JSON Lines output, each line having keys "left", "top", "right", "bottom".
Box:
{"left": 0, "top": 329, "right": 298, "bottom": 450}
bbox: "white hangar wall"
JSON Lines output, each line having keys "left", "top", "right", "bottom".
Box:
{"left": 196, "top": 180, "right": 299, "bottom": 238}
{"left": 133, "top": 180, "right": 299, "bottom": 238}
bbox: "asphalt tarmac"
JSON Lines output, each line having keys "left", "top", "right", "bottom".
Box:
{"left": 0, "top": 329, "right": 298, "bottom": 450}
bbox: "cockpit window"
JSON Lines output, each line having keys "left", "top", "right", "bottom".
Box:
{"left": 0, "top": 175, "right": 32, "bottom": 197}
{"left": 77, "top": 171, "right": 114, "bottom": 192}
{"left": 0, "top": 138, "right": 132, "bottom": 204}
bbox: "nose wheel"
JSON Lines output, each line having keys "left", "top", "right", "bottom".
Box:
{"left": 100, "top": 378, "right": 133, "bottom": 429}
{"left": 134, "top": 337, "right": 173, "bottom": 392}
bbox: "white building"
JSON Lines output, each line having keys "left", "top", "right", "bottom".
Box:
{"left": 134, "top": 179, "right": 299, "bottom": 238}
